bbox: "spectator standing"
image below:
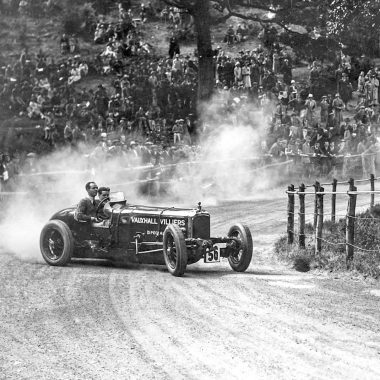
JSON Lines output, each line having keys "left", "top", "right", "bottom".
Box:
{"left": 224, "top": 57, "right": 234, "bottom": 87}
{"left": 305, "top": 93, "right": 316, "bottom": 127}
{"left": 172, "top": 119, "right": 184, "bottom": 144}
{"left": 338, "top": 73, "right": 352, "bottom": 110}
{"left": 309, "top": 65, "right": 319, "bottom": 96}
{"left": 335, "top": 64, "right": 343, "bottom": 92}
{"left": 242, "top": 62, "right": 251, "bottom": 89}
{"left": 369, "top": 74, "right": 379, "bottom": 106}
{"left": 0, "top": 153, "right": 9, "bottom": 191}
{"left": 301, "top": 135, "right": 312, "bottom": 177}
{"left": 168, "top": 32, "right": 180, "bottom": 59}
{"left": 234, "top": 62, "right": 242, "bottom": 86}
{"left": 281, "top": 58, "right": 292, "bottom": 85}
{"left": 63, "top": 121, "right": 73, "bottom": 144}
{"left": 171, "top": 54, "right": 183, "bottom": 81}
{"left": 60, "top": 34, "right": 70, "bottom": 55}
{"left": 332, "top": 93, "right": 344, "bottom": 126}
{"left": 320, "top": 95, "right": 329, "bottom": 125}
{"left": 288, "top": 92, "right": 304, "bottom": 115}
{"left": 357, "top": 71, "right": 365, "bottom": 94}
{"left": 94, "top": 84, "right": 109, "bottom": 118}
{"left": 272, "top": 51, "right": 279, "bottom": 74}
{"left": 225, "top": 25, "right": 235, "bottom": 45}
{"left": 343, "top": 124, "right": 352, "bottom": 153}
{"left": 274, "top": 99, "right": 287, "bottom": 124}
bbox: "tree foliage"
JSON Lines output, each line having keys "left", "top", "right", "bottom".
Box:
{"left": 165, "top": 0, "right": 380, "bottom": 48}
{"left": 62, "top": 2, "right": 97, "bottom": 37}
{"left": 326, "top": 0, "right": 380, "bottom": 55}
{"left": 326, "top": 0, "right": 380, "bottom": 35}
{"left": 161, "top": 0, "right": 380, "bottom": 102}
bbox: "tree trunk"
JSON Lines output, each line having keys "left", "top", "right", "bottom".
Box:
{"left": 192, "top": 0, "right": 214, "bottom": 102}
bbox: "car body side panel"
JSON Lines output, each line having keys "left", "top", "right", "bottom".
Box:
{"left": 48, "top": 204, "right": 211, "bottom": 265}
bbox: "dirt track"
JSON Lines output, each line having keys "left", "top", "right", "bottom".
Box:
{"left": 1, "top": 195, "right": 380, "bottom": 379}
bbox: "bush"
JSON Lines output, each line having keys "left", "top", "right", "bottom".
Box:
{"left": 278, "top": 32, "right": 339, "bottom": 63}
{"left": 62, "top": 8, "right": 82, "bottom": 36}
{"left": 275, "top": 206, "right": 380, "bottom": 278}
{"left": 62, "top": 2, "right": 97, "bottom": 37}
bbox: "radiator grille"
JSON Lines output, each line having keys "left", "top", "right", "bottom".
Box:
{"left": 192, "top": 214, "right": 210, "bottom": 239}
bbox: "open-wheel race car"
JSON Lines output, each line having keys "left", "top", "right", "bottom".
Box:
{"left": 40, "top": 192, "right": 253, "bottom": 276}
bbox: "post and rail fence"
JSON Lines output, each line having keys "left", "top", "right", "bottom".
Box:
{"left": 286, "top": 174, "right": 380, "bottom": 267}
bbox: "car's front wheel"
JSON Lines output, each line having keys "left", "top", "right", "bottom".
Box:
{"left": 40, "top": 220, "right": 74, "bottom": 266}
{"left": 163, "top": 224, "right": 187, "bottom": 276}
{"left": 227, "top": 223, "right": 253, "bottom": 272}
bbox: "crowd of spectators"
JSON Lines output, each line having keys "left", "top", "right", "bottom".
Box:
{"left": 211, "top": 40, "right": 380, "bottom": 179}
{"left": 0, "top": 1, "right": 380, "bottom": 192}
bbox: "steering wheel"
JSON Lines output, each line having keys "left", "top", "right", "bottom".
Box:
{"left": 95, "top": 197, "right": 110, "bottom": 220}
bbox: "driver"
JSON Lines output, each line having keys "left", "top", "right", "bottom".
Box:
{"left": 96, "top": 186, "right": 110, "bottom": 220}
{"left": 75, "top": 181, "right": 100, "bottom": 223}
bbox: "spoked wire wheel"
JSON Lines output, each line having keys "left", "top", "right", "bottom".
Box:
{"left": 40, "top": 220, "right": 74, "bottom": 266}
{"left": 163, "top": 224, "right": 187, "bottom": 276}
{"left": 227, "top": 223, "right": 253, "bottom": 272}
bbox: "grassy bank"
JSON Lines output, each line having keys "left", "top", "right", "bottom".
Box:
{"left": 275, "top": 204, "right": 380, "bottom": 278}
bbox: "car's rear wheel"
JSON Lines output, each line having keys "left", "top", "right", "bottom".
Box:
{"left": 163, "top": 224, "right": 187, "bottom": 276}
{"left": 227, "top": 223, "right": 253, "bottom": 272}
{"left": 40, "top": 220, "right": 74, "bottom": 266}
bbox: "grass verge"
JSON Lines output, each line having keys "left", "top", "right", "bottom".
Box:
{"left": 274, "top": 204, "right": 380, "bottom": 278}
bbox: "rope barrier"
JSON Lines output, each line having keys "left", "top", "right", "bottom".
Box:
{"left": 348, "top": 215, "right": 380, "bottom": 221}
{"left": 289, "top": 220, "right": 380, "bottom": 246}
{"left": 294, "top": 176, "right": 380, "bottom": 189}
{"left": 18, "top": 170, "right": 90, "bottom": 177}
{"left": 287, "top": 190, "right": 380, "bottom": 195}
{"left": 15, "top": 155, "right": 273, "bottom": 178}
{"left": 250, "top": 159, "right": 293, "bottom": 172}
{"left": 346, "top": 242, "right": 380, "bottom": 253}
{"left": 290, "top": 233, "right": 380, "bottom": 253}
{"left": 0, "top": 191, "right": 29, "bottom": 195}
{"left": 348, "top": 190, "right": 380, "bottom": 194}
{"left": 318, "top": 237, "right": 346, "bottom": 246}
{"left": 355, "top": 177, "right": 378, "bottom": 183}
{"left": 300, "top": 180, "right": 349, "bottom": 189}
{"left": 286, "top": 150, "right": 380, "bottom": 159}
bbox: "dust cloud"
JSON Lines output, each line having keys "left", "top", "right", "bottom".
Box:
{"left": 0, "top": 93, "right": 286, "bottom": 261}
{"left": 170, "top": 93, "right": 283, "bottom": 203}
{"left": 0, "top": 147, "right": 150, "bottom": 261}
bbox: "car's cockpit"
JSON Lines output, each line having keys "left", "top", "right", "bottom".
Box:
{"left": 103, "top": 191, "right": 127, "bottom": 218}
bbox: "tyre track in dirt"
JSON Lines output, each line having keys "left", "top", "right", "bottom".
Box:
{"left": 108, "top": 269, "right": 261, "bottom": 380}
{"left": 105, "top": 263, "right": 380, "bottom": 380}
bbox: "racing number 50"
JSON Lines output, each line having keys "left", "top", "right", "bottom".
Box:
{"left": 207, "top": 246, "right": 219, "bottom": 262}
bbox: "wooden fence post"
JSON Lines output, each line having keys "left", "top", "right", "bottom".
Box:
{"left": 346, "top": 178, "right": 357, "bottom": 268}
{"left": 313, "top": 181, "right": 320, "bottom": 229}
{"left": 287, "top": 184, "right": 295, "bottom": 244}
{"left": 370, "top": 174, "right": 375, "bottom": 208}
{"left": 331, "top": 178, "right": 337, "bottom": 223}
{"left": 299, "top": 183, "right": 306, "bottom": 248}
{"left": 315, "top": 186, "right": 324, "bottom": 254}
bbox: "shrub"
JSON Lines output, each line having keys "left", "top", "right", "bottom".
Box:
{"left": 62, "top": 8, "right": 82, "bottom": 35}
{"left": 275, "top": 205, "right": 380, "bottom": 278}
{"left": 62, "top": 2, "right": 97, "bottom": 37}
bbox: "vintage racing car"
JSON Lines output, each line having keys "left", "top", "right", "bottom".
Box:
{"left": 40, "top": 192, "right": 253, "bottom": 276}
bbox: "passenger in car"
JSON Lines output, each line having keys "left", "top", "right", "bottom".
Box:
{"left": 97, "top": 186, "right": 110, "bottom": 220}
